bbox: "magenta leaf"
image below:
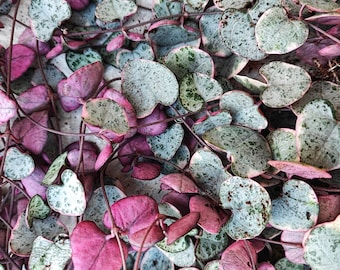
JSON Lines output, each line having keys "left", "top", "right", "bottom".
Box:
{"left": 70, "top": 221, "right": 128, "bottom": 270}
{"left": 57, "top": 61, "right": 104, "bottom": 112}
{"left": 11, "top": 111, "right": 48, "bottom": 154}
{"left": 318, "top": 194, "right": 340, "bottom": 223}
{"left": 131, "top": 161, "right": 161, "bottom": 180}
{"left": 137, "top": 106, "right": 168, "bottom": 136}
{"left": 220, "top": 240, "right": 257, "bottom": 270}
{"left": 318, "top": 43, "right": 340, "bottom": 57}
{"left": 5, "top": 44, "right": 36, "bottom": 81}
{"left": 17, "top": 85, "right": 50, "bottom": 114}
{"left": 103, "top": 195, "right": 159, "bottom": 235}
{"left": 281, "top": 230, "right": 306, "bottom": 264}
{"left": 95, "top": 141, "right": 113, "bottom": 171}
{"left": 66, "top": 142, "right": 98, "bottom": 173}
{"left": 66, "top": 0, "right": 89, "bottom": 10}
{"left": 189, "top": 195, "right": 227, "bottom": 234}
{"left": 106, "top": 33, "right": 125, "bottom": 52}
{"left": 129, "top": 225, "right": 164, "bottom": 250}
{"left": 0, "top": 90, "right": 17, "bottom": 125}
{"left": 160, "top": 173, "right": 199, "bottom": 193}
{"left": 21, "top": 166, "right": 47, "bottom": 199}
{"left": 18, "top": 28, "right": 50, "bottom": 55}
{"left": 167, "top": 212, "right": 200, "bottom": 244}
{"left": 161, "top": 191, "right": 190, "bottom": 216}
{"left": 268, "top": 160, "right": 331, "bottom": 179}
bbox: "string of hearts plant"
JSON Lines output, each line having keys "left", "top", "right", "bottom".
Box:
{"left": 0, "top": 0, "right": 339, "bottom": 269}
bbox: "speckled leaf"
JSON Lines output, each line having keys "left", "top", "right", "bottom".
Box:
{"left": 195, "top": 222, "right": 229, "bottom": 262}
{"left": 95, "top": 0, "right": 137, "bottom": 22}
{"left": 220, "top": 176, "right": 271, "bottom": 240}
{"left": 219, "top": 9, "right": 267, "bottom": 61}
{"left": 121, "top": 59, "right": 179, "bottom": 118}
{"left": 255, "top": 7, "right": 308, "bottom": 54}
{"left": 161, "top": 144, "right": 190, "bottom": 174}
{"left": 179, "top": 73, "right": 223, "bottom": 112}
{"left": 189, "top": 149, "right": 231, "bottom": 198}
{"left": 296, "top": 99, "right": 340, "bottom": 170}
{"left": 269, "top": 179, "right": 319, "bottom": 231}
{"left": 82, "top": 98, "right": 131, "bottom": 134}
{"left": 259, "top": 61, "right": 311, "bottom": 108}
{"left": 199, "top": 7, "right": 232, "bottom": 57}
{"left": 267, "top": 129, "right": 299, "bottom": 161}
{"left": 157, "top": 238, "right": 196, "bottom": 267}
{"left": 157, "top": 235, "right": 189, "bottom": 253}
{"left": 204, "top": 260, "right": 220, "bottom": 270}
{"left": 153, "top": 0, "right": 182, "bottom": 17}
{"left": 248, "top": 0, "right": 282, "bottom": 23}
{"left": 192, "top": 111, "right": 232, "bottom": 136}
{"left": 10, "top": 213, "right": 67, "bottom": 256}
{"left": 83, "top": 185, "right": 126, "bottom": 232}
{"left": 116, "top": 42, "right": 154, "bottom": 69}
{"left": 292, "top": 81, "right": 340, "bottom": 120}
{"left": 26, "top": 195, "right": 50, "bottom": 227}
{"left": 223, "top": 54, "right": 249, "bottom": 79}
{"left": 303, "top": 215, "right": 340, "bottom": 269}
{"left": 275, "top": 258, "right": 304, "bottom": 270}
{"left": 233, "top": 75, "right": 267, "bottom": 95}
{"left": 29, "top": 0, "right": 71, "bottom": 41}
{"left": 268, "top": 160, "right": 331, "bottom": 179}
{"left": 213, "top": 0, "right": 251, "bottom": 10}
{"left": 203, "top": 125, "right": 272, "bottom": 178}
{"left": 42, "top": 152, "right": 67, "bottom": 186}
{"left": 141, "top": 247, "right": 174, "bottom": 270}
{"left": 47, "top": 169, "right": 86, "bottom": 216}
{"left": 164, "top": 46, "right": 214, "bottom": 80}
{"left": 183, "top": 0, "right": 208, "bottom": 12}
{"left": 147, "top": 124, "right": 184, "bottom": 161}
{"left": 4, "top": 147, "right": 34, "bottom": 181}
{"left": 220, "top": 91, "right": 267, "bottom": 130}
{"left": 29, "top": 235, "right": 71, "bottom": 270}
{"left": 299, "top": 0, "right": 340, "bottom": 12}
{"left": 66, "top": 48, "right": 102, "bottom": 71}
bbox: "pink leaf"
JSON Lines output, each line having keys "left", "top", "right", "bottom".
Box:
{"left": 11, "top": 111, "right": 48, "bottom": 154}
{"left": 65, "top": 0, "right": 89, "bottom": 10}
{"left": 0, "top": 91, "right": 17, "bottom": 125}
{"left": 129, "top": 225, "right": 164, "bottom": 251}
{"left": 21, "top": 166, "right": 47, "bottom": 199}
{"left": 95, "top": 141, "right": 113, "bottom": 171}
{"left": 189, "top": 195, "right": 228, "bottom": 234}
{"left": 57, "top": 61, "right": 104, "bottom": 112}
{"left": 268, "top": 160, "right": 331, "bottom": 179}
{"left": 131, "top": 161, "right": 161, "bottom": 180}
{"left": 18, "top": 28, "right": 50, "bottom": 55}
{"left": 66, "top": 141, "right": 98, "bottom": 172}
{"left": 5, "top": 44, "right": 36, "bottom": 81}
{"left": 318, "top": 194, "right": 340, "bottom": 223}
{"left": 220, "top": 240, "right": 257, "bottom": 270}
{"left": 46, "top": 43, "right": 63, "bottom": 59}
{"left": 160, "top": 173, "right": 199, "bottom": 194}
{"left": 257, "top": 262, "right": 275, "bottom": 270}
{"left": 281, "top": 230, "right": 306, "bottom": 264}
{"left": 167, "top": 212, "right": 200, "bottom": 244}
{"left": 318, "top": 43, "right": 340, "bottom": 57}
{"left": 137, "top": 106, "right": 168, "bottom": 136}
{"left": 70, "top": 221, "right": 128, "bottom": 270}
{"left": 106, "top": 33, "right": 125, "bottom": 52}
{"left": 161, "top": 191, "right": 190, "bottom": 216}
{"left": 126, "top": 31, "right": 145, "bottom": 41}
{"left": 103, "top": 195, "right": 159, "bottom": 235}
{"left": 17, "top": 85, "right": 50, "bottom": 114}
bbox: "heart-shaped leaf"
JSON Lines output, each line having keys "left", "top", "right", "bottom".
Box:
{"left": 95, "top": 0, "right": 137, "bottom": 22}
{"left": 189, "top": 149, "right": 231, "bottom": 198}
{"left": 47, "top": 169, "right": 86, "bottom": 216}
{"left": 4, "top": 147, "right": 35, "bottom": 180}
{"left": 26, "top": 195, "right": 50, "bottom": 227}
{"left": 83, "top": 185, "right": 126, "bottom": 232}
{"left": 22, "top": 166, "right": 47, "bottom": 199}
{"left": 219, "top": 9, "right": 267, "bottom": 61}
{"left": 220, "top": 176, "right": 271, "bottom": 240}
{"left": 179, "top": 72, "right": 223, "bottom": 112}
{"left": 275, "top": 258, "right": 305, "bottom": 270}
{"left": 42, "top": 152, "right": 68, "bottom": 186}
{"left": 220, "top": 90, "right": 268, "bottom": 130}
{"left": 5, "top": 44, "right": 36, "bottom": 81}
{"left": 66, "top": 48, "right": 102, "bottom": 71}
{"left": 303, "top": 215, "right": 340, "bottom": 269}
{"left": 29, "top": 0, "right": 71, "bottom": 41}
{"left": 296, "top": 99, "right": 340, "bottom": 170}
{"left": 147, "top": 123, "right": 184, "bottom": 161}
{"left": 192, "top": 111, "right": 232, "bottom": 136}
{"left": 131, "top": 161, "right": 161, "bottom": 180}
{"left": 10, "top": 213, "right": 67, "bottom": 256}
{"left": 141, "top": 247, "right": 174, "bottom": 269}
{"left": 164, "top": 46, "right": 214, "bottom": 80}
{"left": 29, "top": 235, "right": 71, "bottom": 270}
{"left": 269, "top": 179, "right": 319, "bottom": 231}
{"left": 213, "top": 0, "right": 251, "bottom": 10}
{"left": 116, "top": 42, "right": 154, "bottom": 70}
{"left": 255, "top": 7, "right": 308, "bottom": 54}
{"left": 0, "top": 90, "right": 17, "bottom": 124}
{"left": 299, "top": 0, "right": 340, "bottom": 12}
{"left": 203, "top": 125, "right": 272, "bottom": 178}
{"left": 71, "top": 221, "right": 128, "bottom": 270}
{"left": 57, "top": 61, "right": 104, "bottom": 112}
{"left": 259, "top": 61, "right": 311, "bottom": 108}
{"left": 233, "top": 75, "right": 267, "bottom": 95}
{"left": 121, "top": 59, "right": 179, "bottom": 118}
